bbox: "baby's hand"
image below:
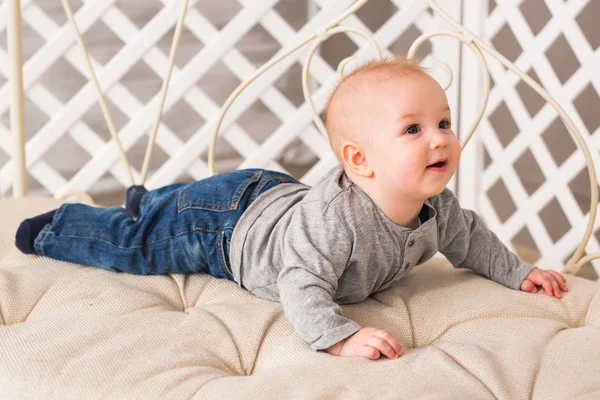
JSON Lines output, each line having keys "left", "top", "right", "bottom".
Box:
{"left": 326, "top": 327, "right": 402, "bottom": 360}
{"left": 520, "top": 267, "right": 569, "bottom": 299}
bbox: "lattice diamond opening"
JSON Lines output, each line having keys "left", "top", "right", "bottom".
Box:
{"left": 511, "top": 226, "right": 542, "bottom": 265}
{"left": 487, "top": 178, "right": 518, "bottom": 224}
{"left": 542, "top": 117, "right": 577, "bottom": 167}
{"left": 321, "top": 33, "right": 359, "bottom": 71}
{"left": 515, "top": 69, "right": 545, "bottom": 118}
{"left": 115, "top": 0, "right": 163, "bottom": 29}
{"left": 195, "top": 0, "right": 242, "bottom": 30}
{"left": 156, "top": 26, "right": 205, "bottom": 69}
{"left": 539, "top": 197, "right": 571, "bottom": 244}
{"left": 356, "top": 0, "right": 398, "bottom": 33}
{"left": 545, "top": 34, "right": 580, "bottom": 84}
{"left": 81, "top": 100, "right": 129, "bottom": 141}
{"left": 519, "top": 0, "right": 552, "bottom": 36}
{"left": 274, "top": 0, "right": 311, "bottom": 31}
{"left": 568, "top": 167, "right": 600, "bottom": 216}
{"left": 513, "top": 148, "right": 546, "bottom": 196}
{"left": 196, "top": 60, "right": 242, "bottom": 107}
{"left": 44, "top": 133, "right": 91, "bottom": 182}
{"left": 573, "top": 84, "right": 600, "bottom": 135}
{"left": 82, "top": 19, "right": 125, "bottom": 66}
{"left": 388, "top": 25, "right": 432, "bottom": 59}
{"left": 34, "top": 0, "right": 83, "bottom": 26}
{"left": 162, "top": 99, "right": 206, "bottom": 142}
{"left": 236, "top": 100, "right": 282, "bottom": 146}
{"left": 39, "top": 56, "right": 88, "bottom": 103}
{"left": 236, "top": 23, "right": 281, "bottom": 68}
{"left": 491, "top": 24, "right": 522, "bottom": 64}
{"left": 489, "top": 101, "right": 519, "bottom": 148}
{"left": 576, "top": 1, "right": 600, "bottom": 50}
{"left": 120, "top": 61, "right": 163, "bottom": 104}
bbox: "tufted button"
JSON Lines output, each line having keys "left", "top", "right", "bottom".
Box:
{"left": 408, "top": 240, "right": 415, "bottom": 247}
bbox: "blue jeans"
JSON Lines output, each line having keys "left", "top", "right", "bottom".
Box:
{"left": 34, "top": 169, "right": 299, "bottom": 281}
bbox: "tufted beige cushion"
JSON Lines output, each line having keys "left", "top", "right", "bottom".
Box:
{"left": 1, "top": 197, "right": 599, "bottom": 399}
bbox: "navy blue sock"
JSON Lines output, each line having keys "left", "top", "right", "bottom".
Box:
{"left": 126, "top": 185, "right": 148, "bottom": 218}
{"left": 15, "top": 209, "right": 57, "bottom": 254}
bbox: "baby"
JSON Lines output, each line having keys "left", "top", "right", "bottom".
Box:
{"left": 15, "top": 57, "right": 568, "bottom": 360}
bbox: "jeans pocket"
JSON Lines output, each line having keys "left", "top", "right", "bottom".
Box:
{"left": 177, "top": 170, "right": 263, "bottom": 213}
{"left": 248, "top": 173, "right": 298, "bottom": 204}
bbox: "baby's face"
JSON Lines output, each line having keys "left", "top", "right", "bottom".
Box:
{"left": 362, "top": 72, "right": 461, "bottom": 200}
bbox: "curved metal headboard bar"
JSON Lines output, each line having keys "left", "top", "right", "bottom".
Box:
{"left": 59, "top": 0, "right": 190, "bottom": 189}
{"left": 425, "top": 0, "right": 598, "bottom": 275}
{"left": 60, "top": 0, "right": 134, "bottom": 187}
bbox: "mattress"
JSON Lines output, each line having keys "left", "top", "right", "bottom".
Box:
{"left": 1, "top": 197, "right": 599, "bottom": 399}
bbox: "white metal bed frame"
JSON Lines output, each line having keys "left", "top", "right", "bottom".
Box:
{"left": 4, "top": 0, "right": 597, "bottom": 275}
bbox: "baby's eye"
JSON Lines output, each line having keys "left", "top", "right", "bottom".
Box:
{"left": 405, "top": 124, "right": 421, "bottom": 135}
{"left": 439, "top": 120, "right": 451, "bottom": 129}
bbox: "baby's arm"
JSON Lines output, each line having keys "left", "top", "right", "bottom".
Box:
{"left": 277, "top": 266, "right": 360, "bottom": 350}
{"left": 434, "top": 188, "right": 535, "bottom": 290}
{"left": 277, "top": 267, "right": 401, "bottom": 359}
{"left": 278, "top": 203, "right": 359, "bottom": 351}
{"left": 278, "top": 203, "right": 402, "bottom": 358}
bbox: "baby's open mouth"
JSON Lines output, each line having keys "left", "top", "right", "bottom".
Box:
{"left": 427, "top": 160, "right": 447, "bottom": 169}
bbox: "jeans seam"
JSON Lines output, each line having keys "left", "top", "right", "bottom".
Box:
{"left": 37, "top": 204, "right": 67, "bottom": 256}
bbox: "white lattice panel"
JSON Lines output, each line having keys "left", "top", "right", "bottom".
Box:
{"left": 0, "top": 0, "right": 461, "bottom": 200}
{"left": 463, "top": 0, "right": 600, "bottom": 278}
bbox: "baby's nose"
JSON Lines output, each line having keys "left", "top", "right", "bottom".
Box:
{"left": 430, "top": 132, "right": 449, "bottom": 149}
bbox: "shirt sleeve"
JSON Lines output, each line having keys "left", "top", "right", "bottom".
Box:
{"left": 277, "top": 203, "right": 361, "bottom": 351}
{"left": 434, "top": 189, "right": 535, "bottom": 290}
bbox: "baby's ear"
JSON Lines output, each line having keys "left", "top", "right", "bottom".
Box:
{"left": 342, "top": 140, "right": 373, "bottom": 178}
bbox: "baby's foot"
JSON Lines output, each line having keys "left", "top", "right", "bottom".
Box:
{"left": 125, "top": 185, "right": 148, "bottom": 218}
{"left": 15, "top": 209, "right": 57, "bottom": 254}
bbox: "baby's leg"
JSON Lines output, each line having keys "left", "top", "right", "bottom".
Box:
{"left": 33, "top": 199, "right": 207, "bottom": 275}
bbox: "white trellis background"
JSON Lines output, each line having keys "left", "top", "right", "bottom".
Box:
{"left": 0, "top": 0, "right": 598, "bottom": 279}
{"left": 462, "top": 0, "right": 600, "bottom": 279}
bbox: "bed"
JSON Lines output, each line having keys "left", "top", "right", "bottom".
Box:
{"left": 1, "top": 0, "right": 600, "bottom": 398}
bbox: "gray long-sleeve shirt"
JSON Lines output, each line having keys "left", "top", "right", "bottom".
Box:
{"left": 229, "top": 166, "right": 535, "bottom": 351}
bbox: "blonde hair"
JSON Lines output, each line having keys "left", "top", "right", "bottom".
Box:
{"left": 324, "top": 56, "right": 428, "bottom": 162}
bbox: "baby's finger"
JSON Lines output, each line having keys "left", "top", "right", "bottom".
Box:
{"left": 540, "top": 276, "right": 554, "bottom": 297}
{"left": 550, "top": 278, "right": 562, "bottom": 299}
{"left": 373, "top": 330, "right": 402, "bottom": 356}
{"left": 360, "top": 345, "right": 381, "bottom": 360}
{"left": 547, "top": 270, "right": 569, "bottom": 291}
{"left": 521, "top": 279, "right": 537, "bottom": 293}
{"left": 367, "top": 336, "right": 398, "bottom": 359}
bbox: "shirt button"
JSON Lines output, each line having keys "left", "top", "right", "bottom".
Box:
{"left": 408, "top": 240, "right": 415, "bottom": 247}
